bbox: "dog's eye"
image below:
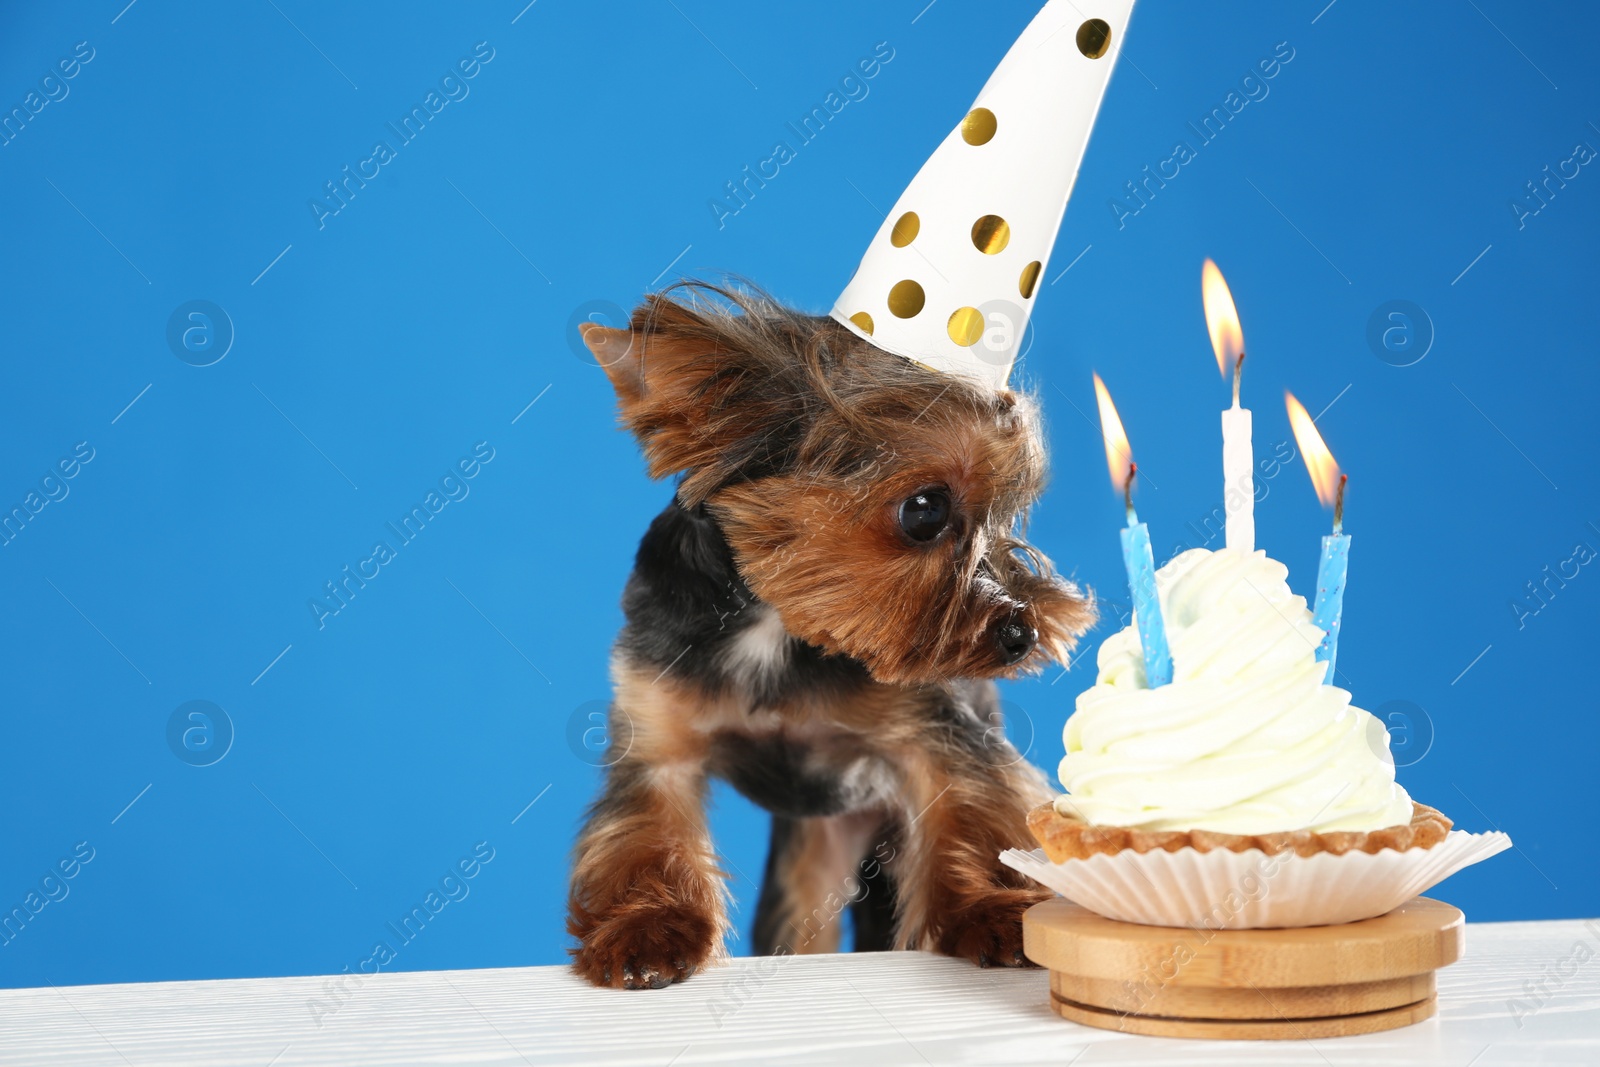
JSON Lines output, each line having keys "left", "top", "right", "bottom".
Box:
{"left": 898, "top": 490, "right": 951, "bottom": 542}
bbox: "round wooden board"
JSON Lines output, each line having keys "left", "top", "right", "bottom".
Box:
{"left": 1024, "top": 896, "right": 1463, "bottom": 987}
{"left": 1050, "top": 990, "right": 1438, "bottom": 1040}
{"left": 1023, "top": 896, "right": 1463, "bottom": 1039}
{"left": 1049, "top": 969, "right": 1434, "bottom": 1020}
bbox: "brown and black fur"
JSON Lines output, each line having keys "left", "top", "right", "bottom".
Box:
{"left": 567, "top": 283, "right": 1094, "bottom": 989}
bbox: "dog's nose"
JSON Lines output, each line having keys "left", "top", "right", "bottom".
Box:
{"left": 993, "top": 616, "right": 1037, "bottom": 665}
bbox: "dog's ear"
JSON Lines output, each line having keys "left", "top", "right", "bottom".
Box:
{"left": 585, "top": 295, "right": 808, "bottom": 505}
{"left": 581, "top": 323, "right": 644, "bottom": 405}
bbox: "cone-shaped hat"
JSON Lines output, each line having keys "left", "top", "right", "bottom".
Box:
{"left": 831, "top": 1, "right": 1134, "bottom": 388}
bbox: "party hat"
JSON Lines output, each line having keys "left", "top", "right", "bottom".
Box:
{"left": 831, "top": 0, "right": 1134, "bottom": 388}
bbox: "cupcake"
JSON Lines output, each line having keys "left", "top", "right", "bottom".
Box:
{"left": 1004, "top": 547, "right": 1509, "bottom": 929}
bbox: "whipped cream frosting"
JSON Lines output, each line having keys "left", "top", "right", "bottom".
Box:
{"left": 1056, "top": 547, "right": 1414, "bottom": 835}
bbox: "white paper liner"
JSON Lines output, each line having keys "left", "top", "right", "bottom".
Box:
{"left": 1001, "top": 829, "right": 1511, "bottom": 928}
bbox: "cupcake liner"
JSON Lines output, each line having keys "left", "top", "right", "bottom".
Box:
{"left": 1000, "top": 829, "right": 1511, "bottom": 928}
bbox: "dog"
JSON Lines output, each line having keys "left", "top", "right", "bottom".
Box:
{"left": 567, "top": 283, "right": 1094, "bottom": 989}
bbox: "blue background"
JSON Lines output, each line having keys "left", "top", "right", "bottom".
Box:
{"left": 1, "top": 0, "right": 1595, "bottom": 991}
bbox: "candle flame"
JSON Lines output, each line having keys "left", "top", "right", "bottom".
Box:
{"left": 1202, "top": 258, "right": 1244, "bottom": 379}
{"left": 1092, "top": 372, "right": 1134, "bottom": 497}
{"left": 1285, "top": 391, "right": 1343, "bottom": 509}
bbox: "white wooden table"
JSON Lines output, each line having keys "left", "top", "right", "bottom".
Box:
{"left": 4, "top": 919, "right": 1597, "bottom": 1066}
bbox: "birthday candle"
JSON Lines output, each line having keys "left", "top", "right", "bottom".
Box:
{"left": 1203, "top": 260, "right": 1254, "bottom": 553}
{"left": 1287, "top": 392, "right": 1349, "bottom": 683}
{"left": 1094, "top": 374, "right": 1173, "bottom": 688}
{"left": 1313, "top": 516, "right": 1350, "bottom": 679}
{"left": 1120, "top": 479, "right": 1173, "bottom": 688}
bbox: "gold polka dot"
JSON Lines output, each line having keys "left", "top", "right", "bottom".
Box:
{"left": 948, "top": 307, "right": 984, "bottom": 347}
{"left": 889, "top": 211, "right": 920, "bottom": 248}
{"left": 1019, "top": 260, "right": 1042, "bottom": 299}
{"left": 848, "top": 311, "right": 874, "bottom": 335}
{"left": 961, "top": 107, "right": 997, "bottom": 146}
{"left": 1077, "top": 18, "right": 1112, "bottom": 59}
{"left": 887, "top": 279, "right": 926, "bottom": 318}
{"left": 971, "top": 215, "right": 1011, "bottom": 255}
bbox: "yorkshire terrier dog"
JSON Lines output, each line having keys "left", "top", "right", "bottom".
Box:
{"left": 567, "top": 283, "right": 1094, "bottom": 989}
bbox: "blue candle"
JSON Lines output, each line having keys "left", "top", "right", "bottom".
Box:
{"left": 1311, "top": 477, "right": 1349, "bottom": 683}
{"left": 1287, "top": 393, "right": 1351, "bottom": 685}
{"left": 1122, "top": 487, "right": 1173, "bottom": 689}
{"left": 1093, "top": 373, "right": 1172, "bottom": 689}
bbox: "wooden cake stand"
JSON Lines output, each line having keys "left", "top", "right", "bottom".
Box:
{"left": 1022, "top": 896, "right": 1463, "bottom": 1039}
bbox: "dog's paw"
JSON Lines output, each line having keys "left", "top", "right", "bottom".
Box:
{"left": 937, "top": 887, "right": 1048, "bottom": 969}
{"left": 571, "top": 902, "right": 719, "bottom": 990}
